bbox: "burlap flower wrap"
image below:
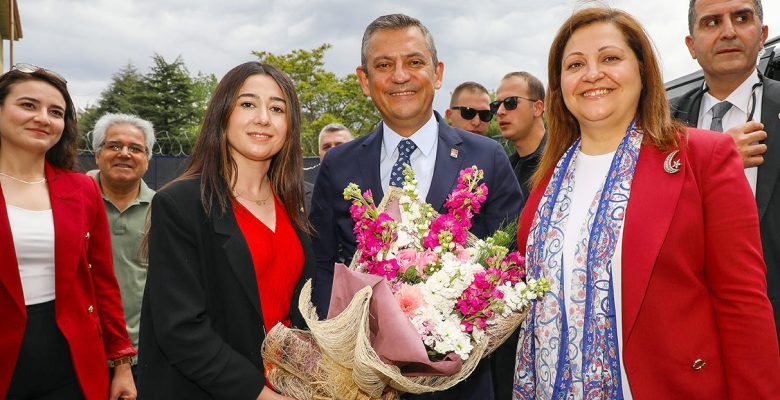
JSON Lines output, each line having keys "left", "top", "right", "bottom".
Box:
{"left": 261, "top": 187, "right": 535, "bottom": 400}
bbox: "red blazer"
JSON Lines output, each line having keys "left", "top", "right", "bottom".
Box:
{"left": 0, "top": 163, "right": 135, "bottom": 400}
{"left": 517, "top": 129, "right": 780, "bottom": 399}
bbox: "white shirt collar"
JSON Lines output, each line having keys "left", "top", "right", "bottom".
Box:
{"left": 702, "top": 71, "right": 760, "bottom": 115}
{"left": 382, "top": 114, "right": 438, "bottom": 158}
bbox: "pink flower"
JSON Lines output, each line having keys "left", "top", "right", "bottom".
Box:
{"left": 394, "top": 284, "right": 424, "bottom": 318}
{"left": 455, "top": 247, "right": 471, "bottom": 263}
{"left": 396, "top": 248, "right": 419, "bottom": 273}
{"left": 416, "top": 250, "right": 439, "bottom": 274}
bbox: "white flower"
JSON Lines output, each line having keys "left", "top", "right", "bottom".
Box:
{"left": 396, "top": 230, "right": 412, "bottom": 249}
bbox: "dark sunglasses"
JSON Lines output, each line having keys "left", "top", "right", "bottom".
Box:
{"left": 489, "top": 95, "right": 538, "bottom": 114}
{"left": 11, "top": 63, "right": 68, "bottom": 83}
{"left": 451, "top": 106, "right": 493, "bottom": 122}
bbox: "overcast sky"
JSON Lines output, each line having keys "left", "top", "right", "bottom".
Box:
{"left": 11, "top": 0, "right": 780, "bottom": 121}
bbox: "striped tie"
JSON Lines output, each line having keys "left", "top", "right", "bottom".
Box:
{"left": 709, "top": 101, "right": 733, "bottom": 133}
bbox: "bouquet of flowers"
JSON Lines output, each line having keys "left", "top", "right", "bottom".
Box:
{"left": 261, "top": 165, "right": 548, "bottom": 400}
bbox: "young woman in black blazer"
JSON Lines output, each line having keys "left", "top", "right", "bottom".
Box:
{"left": 137, "top": 62, "right": 313, "bottom": 400}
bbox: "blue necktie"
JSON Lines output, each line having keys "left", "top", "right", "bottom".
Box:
{"left": 390, "top": 139, "right": 417, "bottom": 187}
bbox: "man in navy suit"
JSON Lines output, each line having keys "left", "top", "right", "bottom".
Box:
{"left": 309, "top": 13, "right": 523, "bottom": 400}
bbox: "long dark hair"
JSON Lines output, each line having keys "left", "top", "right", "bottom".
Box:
{"left": 178, "top": 61, "right": 310, "bottom": 233}
{"left": 0, "top": 69, "right": 78, "bottom": 170}
{"left": 533, "top": 7, "right": 684, "bottom": 187}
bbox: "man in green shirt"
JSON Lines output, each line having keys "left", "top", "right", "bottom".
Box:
{"left": 90, "top": 113, "right": 156, "bottom": 374}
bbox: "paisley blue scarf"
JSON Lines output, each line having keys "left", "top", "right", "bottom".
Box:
{"left": 514, "top": 122, "right": 643, "bottom": 399}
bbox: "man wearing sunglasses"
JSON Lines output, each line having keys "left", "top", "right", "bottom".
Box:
{"left": 445, "top": 81, "right": 492, "bottom": 135}
{"left": 490, "top": 71, "right": 547, "bottom": 400}
{"left": 493, "top": 72, "right": 547, "bottom": 201}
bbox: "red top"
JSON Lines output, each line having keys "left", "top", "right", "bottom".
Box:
{"left": 231, "top": 194, "right": 304, "bottom": 333}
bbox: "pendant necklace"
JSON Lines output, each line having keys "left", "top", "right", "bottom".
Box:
{"left": 0, "top": 172, "right": 47, "bottom": 185}
{"left": 234, "top": 182, "right": 271, "bottom": 206}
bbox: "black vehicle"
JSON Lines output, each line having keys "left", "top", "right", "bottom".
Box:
{"left": 665, "top": 35, "right": 780, "bottom": 102}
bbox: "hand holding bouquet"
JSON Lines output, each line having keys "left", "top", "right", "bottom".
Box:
{"left": 262, "top": 165, "right": 548, "bottom": 400}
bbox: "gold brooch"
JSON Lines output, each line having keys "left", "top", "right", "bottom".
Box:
{"left": 664, "top": 150, "right": 681, "bottom": 174}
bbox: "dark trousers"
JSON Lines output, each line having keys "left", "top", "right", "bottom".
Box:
{"left": 402, "top": 358, "right": 494, "bottom": 400}
{"left": 490, "top": 327, "right": 521, "bottom": 400}
{"left": 7, "top": 300, "right": 84, "bottom": 400}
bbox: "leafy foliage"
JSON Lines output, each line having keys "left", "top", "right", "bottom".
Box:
{"left": 79, "top": 45, "right": 379, "bottom": 156}
{"left": 78, "top": 55, "right": 217, "bottom": 155}
{"left": 253, "top": 43, "right": 380, "bottom": 155}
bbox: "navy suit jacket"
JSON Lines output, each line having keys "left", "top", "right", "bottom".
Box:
{"left": 309, "top": 112, "right": 522, "bottom": 400}
{"left": 310, "top": 112, "right": 523, "bottom": 317}
{"left": 671, "top": 76, "right": 780, "bottom": 343}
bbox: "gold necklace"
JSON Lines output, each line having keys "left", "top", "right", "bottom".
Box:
{"left": 234, "top": 188, "right": 272, "bottom": 207}
{"left": 0, "top": 172, "right": 47, "bottom": 185}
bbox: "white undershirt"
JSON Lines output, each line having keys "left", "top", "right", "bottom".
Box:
{"left": 6, "top": 204, "right": 56, "bottom": 305}
{"left": 562, "top": 150, "right": 632, "bottom": 399}
{"left": 698, "top": 72, "right": 762, "bottom": 195}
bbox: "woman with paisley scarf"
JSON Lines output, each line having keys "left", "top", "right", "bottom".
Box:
{"left": 513, "top": 7, "right": 780, "bottom": 400}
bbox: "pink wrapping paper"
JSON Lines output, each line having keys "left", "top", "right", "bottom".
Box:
{"left": 327, "top": 264, "right": 462, "bottom": 376}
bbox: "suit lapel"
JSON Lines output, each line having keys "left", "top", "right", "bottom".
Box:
{"left": 621, "top": 142, "right": 685, "bottom": 341}
{"left": 212, "top": 203, "right": 262, "bottom": 318}
{"left": 426, "top": 120, "right": 465, "bottom": 211}
{"left": 0, "top": 185, "right": 25, "bottom": 314}
{"left": 47, "top": 164, "right": 84, "bottom": 296}
{"left": 756, "top": 79, "right": 780, "bottom": 222}
{"left": 357, "top": 126, "right": 385, "bottom": 202}
{"left": 673, "top": 86, "right": 704, "bottom": 127}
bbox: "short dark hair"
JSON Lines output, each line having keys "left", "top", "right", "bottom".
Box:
{"left": 0, "top": 68, "right": 78, "bottom": 170}
{"left": 688, "top": 0, "right": 763, "bottom": 34}
{"left": 449, "top": 82, "right": 489, "bottom": 108}
{"left": 361, "top": 14, "right": 438, "bottom": 74}
{"left": 318, "top": 123, "right": 353, "bottom": 143}
{"left": 501, "top": 72, "right": 546, "bottom": 102}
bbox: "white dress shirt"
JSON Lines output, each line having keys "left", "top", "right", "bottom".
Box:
{"left": 698, "top": 72, "right": 763, "bottom": 195}
{"left": 379, "top": 114, "right": 439, "bottom": 199}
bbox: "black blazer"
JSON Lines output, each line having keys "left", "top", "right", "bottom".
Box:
{"left": 671, "top": 76, "right": 780, "bottom": 343}
{"left": 137, "top": 177, "right": 315, "bottom": 400}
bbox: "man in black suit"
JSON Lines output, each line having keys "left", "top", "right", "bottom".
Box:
{"left": 494, "top": 71, "right": 547, "bottom": 202}
{"left": 309, "top": 14, "right": 523, "bottom": 400}
{"left": 671, "top": 0, "right": 780, "bottom": 342}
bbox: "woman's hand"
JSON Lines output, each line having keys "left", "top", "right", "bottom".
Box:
{"left": 109, "top": 364, "right": 137, "bottom": 400}
{"left": 256, "top": 386, "right": 297, "bottom": 400}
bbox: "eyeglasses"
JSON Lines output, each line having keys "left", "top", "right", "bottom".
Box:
{"left": 451, "top": 106, "right": 493, "bottom": 122}
{"left": 489, "top": 96, "right": 538, "bottom": 114}
{"left": 11, "top": 63, "right": 68, "bottom": 83}
{"left": 101, "top": 141, "right": 148, "bottom": 156}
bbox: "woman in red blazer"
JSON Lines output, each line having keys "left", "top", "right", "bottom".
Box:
{"left": 0, "top": 66, "right": 136, "bottom": 399}
{"left": 512, "top": 8, "right": 780, "bottom": 400}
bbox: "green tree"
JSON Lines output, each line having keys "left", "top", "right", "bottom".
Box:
{"left": 252, "top": 43, "right": 380, "bottom": 155}
{"left": 78, "top": 64, "right": 147, "bottom": 147}
{"left": 138, "top": 55, "right": 205, "bottom": 155}
{"left": 77, "top": 56, "right": 217, "bottom": 155}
